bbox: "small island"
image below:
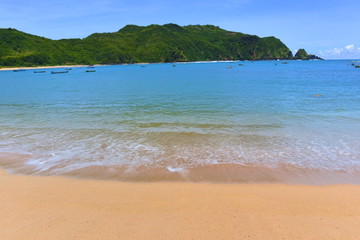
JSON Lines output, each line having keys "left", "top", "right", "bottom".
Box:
{"left": 294, "top": 48, "right": 323, "bottom": 60}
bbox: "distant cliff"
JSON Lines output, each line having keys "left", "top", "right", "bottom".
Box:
{"left": 1, "top": 24, "right": 309, "bottom": 67}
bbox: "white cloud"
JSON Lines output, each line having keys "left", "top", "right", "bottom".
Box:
{"left": 319, "top": 44, "right": 360, "bottom": 59}
{"left": 345, "top": 44, "right": 355, "bottom": 50}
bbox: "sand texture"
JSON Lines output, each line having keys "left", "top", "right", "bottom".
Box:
{"left": 1, "top": 169, "right": 360, "bottom": 240}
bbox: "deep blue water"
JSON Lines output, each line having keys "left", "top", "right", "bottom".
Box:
{"left": 1, "top": 60, "right": 360, "bottom": 182}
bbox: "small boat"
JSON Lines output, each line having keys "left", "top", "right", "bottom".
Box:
{"left": 51, "top": 71, "right": 69, "bottom": 74}
{"left": 34, "top": 70, "right": 46, "bottom": 73}
{"left": 355, "top": 65, "right": 360, "bottom": 68}
{"left": 351, "top": 61, "right": 358, "bottom": 66}
{"left": 172, "top": 65, "right": 176, "bottom": 67}
{"left": 13, "top": 69, "right": 26, "bottom": 72}
{"left": 87, "top": 65, "right": 95, "bottom": 68}
{"left": 226, "top": 66, "right": 232, "bottom": 69}
{"left": 238, "top": 64, "right": 244, "bottom": 66}
{"left": 281, "top": 62, "right": 289, "bottom": 64}
{"left": 86, "top": 70, "right": 96, "bottom": 72}
{"left": 65, "top": 68, "right": 72, "bottom": 70}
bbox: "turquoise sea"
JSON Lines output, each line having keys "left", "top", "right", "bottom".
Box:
{"left": 1, "top": 60, "right": 360, "bottom": 183}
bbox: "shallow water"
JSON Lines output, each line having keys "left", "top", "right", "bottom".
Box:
{"left": 1, "top": 60, "right": 360, "bottom": 183}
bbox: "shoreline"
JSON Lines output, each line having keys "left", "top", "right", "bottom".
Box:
{"left": 0, "top": 64, "right": 100, "bottom": 71}
{"left": 0, "top": 61, "right": 231, "bottom": 71}
{"left": 1, "top": 168, "right": 360, "bottom": 240}
{"left": 1, "top": 59, "right": 356, "bottom": 72}
{"left": 0, "top": 59, "right": 295, "bottom": 71}
{"left": 1, "top": 152, "right": 360, "bottom": 185}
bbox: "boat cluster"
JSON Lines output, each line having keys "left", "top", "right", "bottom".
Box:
{"left": 13, "top": 66, "right": 96, "bottom": 74}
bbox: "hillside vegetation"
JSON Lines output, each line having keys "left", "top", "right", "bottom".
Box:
{"left": 0, "top": 24, "right": 296, "bottom": 67}
{"left": 294, "top": 48, "right": 322, "bottom": 60}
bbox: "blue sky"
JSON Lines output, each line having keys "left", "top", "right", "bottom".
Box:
{"left": 1, "top": 0, "right": 359, "bottom": 59}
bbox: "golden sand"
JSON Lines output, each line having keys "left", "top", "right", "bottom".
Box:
{"left": 0, "top": 63, "right": 150, "bottom": 71}
{"left": 0, "top": 169, "right": 359, "bottom": 240}
{"left": 0, "top": 65, "right": 95, "bottom": 71}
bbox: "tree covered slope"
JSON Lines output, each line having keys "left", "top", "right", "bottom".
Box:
{"left": 0, "top": 24, "right": 295, "bottom": 67}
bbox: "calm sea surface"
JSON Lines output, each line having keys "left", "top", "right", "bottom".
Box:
{"left": 1, "top": 60, "right": 360, "bottom": 183}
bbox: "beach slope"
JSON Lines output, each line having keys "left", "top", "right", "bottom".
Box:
{"left": 0, "top": 169, "right": 359, "bottom": 240}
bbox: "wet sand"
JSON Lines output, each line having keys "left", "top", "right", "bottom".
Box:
{"left": 1, "top": 169, "right": 360, "bottom": 240}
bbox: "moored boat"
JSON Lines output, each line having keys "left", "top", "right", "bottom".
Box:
{"left": 51, "top": 71, "right": 69, "bottom": 74}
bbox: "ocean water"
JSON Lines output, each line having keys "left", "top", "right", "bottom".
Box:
{"left": 1, "top": 60, "right": 360, "bottom": 183}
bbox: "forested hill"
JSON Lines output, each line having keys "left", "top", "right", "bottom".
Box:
{"left": 0, "top": 24, "right": 295, "bottom": 67}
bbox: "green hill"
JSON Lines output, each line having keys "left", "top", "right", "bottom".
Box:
{"left": 294, "top": 49, "right": 322, "bottom": 60}
{"left": 0, "top": 24, "right": 295, "bottom": 67}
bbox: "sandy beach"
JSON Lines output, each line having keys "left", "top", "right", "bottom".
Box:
{"left": 1, "top": 169, "right": 359, "bottom": 240}
{"left": 0, "top": 61, "right": 232, "bottom": 71}
{"left": 0, "top": 65, "right": 96, "bottom": 71}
